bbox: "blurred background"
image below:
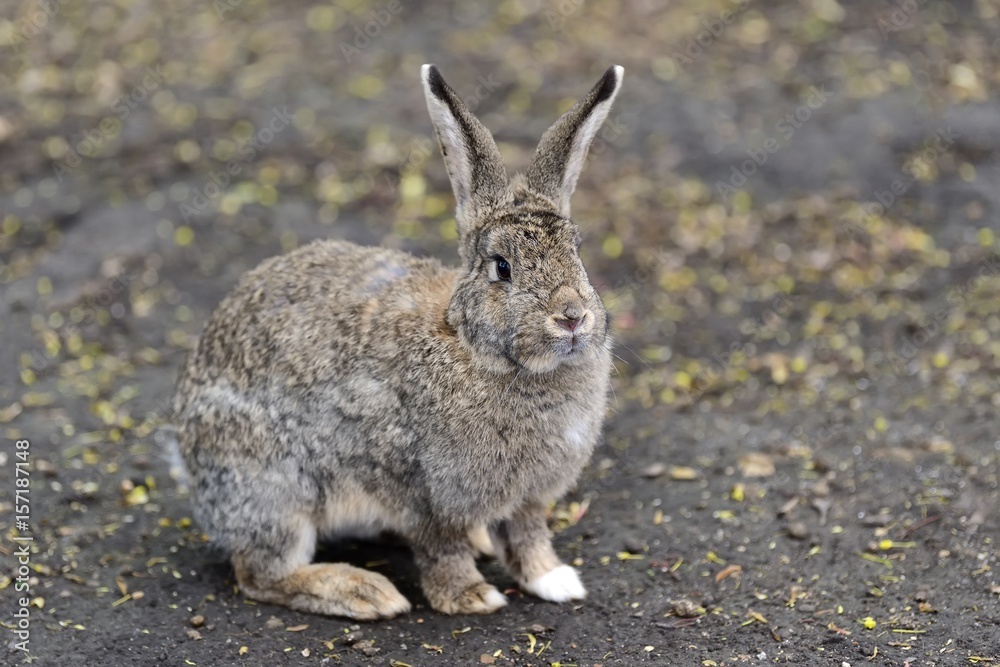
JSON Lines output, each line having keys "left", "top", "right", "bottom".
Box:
{"left": 1, "top": 0, "right": 999, "bottom": 665}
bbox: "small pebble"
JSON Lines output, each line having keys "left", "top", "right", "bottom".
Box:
{"left": 640, "top": 462, "right": 667, "bottom": 478}
{"left": 787, "top": 521, "right": 810, "bottom": 540}
{"left": 672, "top": 598, "right": 702, "bottom": 618}
{"left": 623, "top": 537, "right": 647, "bottom": 554}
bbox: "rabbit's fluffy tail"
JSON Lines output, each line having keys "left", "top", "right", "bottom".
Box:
{"left": 155, "top": 424, "right": 189, "bottom": 492}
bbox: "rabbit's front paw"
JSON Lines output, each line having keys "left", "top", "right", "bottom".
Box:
{"left": 429, "top": 582, "right": 508, "bottom": 615}
{"left": 239, "top": 562, "right": 411, "bottom": 620}
{"left": 524, "top": 564, "right": 586, "bottom": 602}
{"left": 329, "top": 566, "right": 412, "bottom": 620}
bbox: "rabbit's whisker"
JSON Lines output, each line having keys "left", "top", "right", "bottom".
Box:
{"left": 502, "top": 367, "right": 524, "bottom": 403}
{"left": 618, "top": 342, "right": 652, "bottom": 370}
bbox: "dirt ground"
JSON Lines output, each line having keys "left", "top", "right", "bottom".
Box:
{"left": 1, "top": 0, "right": 999, "bottom": 665}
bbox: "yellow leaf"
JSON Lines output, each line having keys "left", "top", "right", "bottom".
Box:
{"left": 669, "top": 465, "right": 699, "bottom": 480}
{"left": 124, "top": 486, "right": 150, "bottom": 506}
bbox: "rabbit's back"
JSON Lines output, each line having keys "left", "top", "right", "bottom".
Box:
{"left": 176, "top": 239, "right": 457, "bottom": 393}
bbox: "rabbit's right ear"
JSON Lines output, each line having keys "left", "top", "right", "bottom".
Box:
{"left": 526, "top": 66, "right": 624, "bottom": 218}
{"left": 422, "top": 65, "right": 510, "bottom": 239}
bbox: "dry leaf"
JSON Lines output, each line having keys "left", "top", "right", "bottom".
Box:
{"left": 669, "top": 465, "right": 699, "bottom": 480}
{"left": 715, "top": 564, "right": 743, "bottom": 582}
{"left": 738, "top": 452, "right": 776, "bottom": 478}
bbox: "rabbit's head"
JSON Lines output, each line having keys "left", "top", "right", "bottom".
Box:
{"left": 422, "top": 64, "right": 623, "bottom": 375}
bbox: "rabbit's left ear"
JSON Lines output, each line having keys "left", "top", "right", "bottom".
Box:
{"left": 526, "top": 66, "right": 624, "bottom": 218}
{"left": 422, "top": 65, "right": 510, "bottom": 238}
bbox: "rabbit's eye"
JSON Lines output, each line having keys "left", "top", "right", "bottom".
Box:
{"left": 495, "top": 258, "right": 512, "bottom": 282}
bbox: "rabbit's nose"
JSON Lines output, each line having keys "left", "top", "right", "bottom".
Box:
{"left": 556, "top": 313, "right": 584, "bottom": 332}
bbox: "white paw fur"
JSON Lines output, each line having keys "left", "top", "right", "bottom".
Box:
{"left": 484, "top": 587, "right": 509, "bottom": 610}
{"left": 524, "top": 565, "right": 586, "bottom": 602}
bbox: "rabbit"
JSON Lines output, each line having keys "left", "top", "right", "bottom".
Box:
{"left": 171, "top": 63, "right": 624, "bottom": 619}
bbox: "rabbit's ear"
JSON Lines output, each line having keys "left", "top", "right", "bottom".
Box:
{"left": 422, "top": 65, "right": 509, "bottom": 236}
{"left": 526, "top": 66, "right": 624, "bottom": 218}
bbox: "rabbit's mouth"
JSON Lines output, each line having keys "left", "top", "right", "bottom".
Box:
{"left": 512, "top": 335, "right": 599, "bottom": 374}
{"left": 566, "top": 335, "right": 587, "bottom": 354}
{"left": 555, "top": 332, "right": 595, "bottom": 360}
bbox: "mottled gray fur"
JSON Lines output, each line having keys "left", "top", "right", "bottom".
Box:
{"left": 171, "top": 64, "right": 624, "bottom": 618}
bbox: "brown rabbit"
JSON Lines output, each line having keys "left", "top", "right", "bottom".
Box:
{"left": 171, "top": 64, "right": 624, "bottom": 619}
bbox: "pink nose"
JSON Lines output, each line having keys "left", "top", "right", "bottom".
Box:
{"left": 556, "top": 316, "right": 581, "bottom": 332}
